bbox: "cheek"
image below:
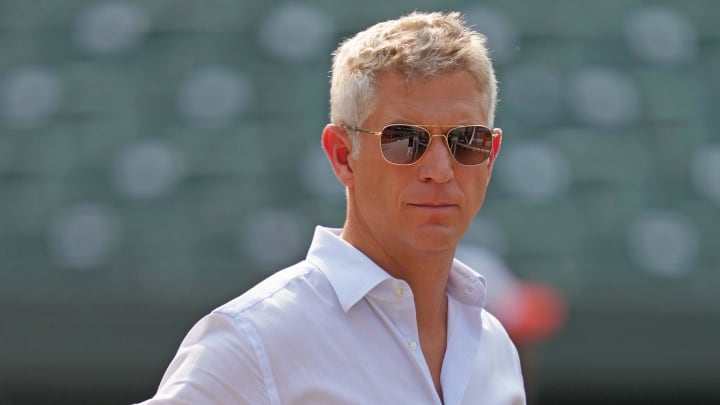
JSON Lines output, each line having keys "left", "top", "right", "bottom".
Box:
{"left": 353, "top": 160, "right": 391, "bottom": 202}
{"left": 352, "top": 164, "right": 412, "bottom": 220}
{"left": 462, "top": 171, "right": 491, "bottom": 209}
{"left": 358, "top": 170, "right": 397, "bottom": 207}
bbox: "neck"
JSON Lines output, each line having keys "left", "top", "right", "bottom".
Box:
{"left": 412, "top": 277, "right": 449, "bottom": 329}
{"left": 340, "top": 196, "right": 457, "bottom": 324}
{"left": 342, "top": 222, "right": 455, "bottom": 296}
{"left": 340, "top": 219, "right": 452, "bottom": 399}
{"left": 341, "top": 221, "right": 454, "bottom": 324}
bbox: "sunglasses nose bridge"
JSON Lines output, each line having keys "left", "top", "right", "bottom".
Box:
{"left": 421, "top": 133, "right": 457, "bottom": 163}
{"left": 432, "top": 132, "right": 456, "bottom": 152}
{"left": 421, "top": 131, "right": 449, "bottom": 144}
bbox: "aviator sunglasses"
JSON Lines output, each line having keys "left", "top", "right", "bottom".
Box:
{"left": 341, "top": 124, "right": 496, "bottom": 166}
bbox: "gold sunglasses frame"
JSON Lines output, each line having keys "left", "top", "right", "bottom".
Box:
{"left": 340, "top": 124, "right": 497, "bottom": 166}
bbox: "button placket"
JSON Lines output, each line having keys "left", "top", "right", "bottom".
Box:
{"left": 375, "top": 280, "right": 425, "bottom": 367}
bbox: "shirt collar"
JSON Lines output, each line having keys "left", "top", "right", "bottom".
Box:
{"left": 306, "top": 226, "right": 392, "bottom": 312}
{"left": 306, "top": 226, "right": 487, "bottom": 312}
{"left": 448, "top": 258, "right": 487, "bottom": 308}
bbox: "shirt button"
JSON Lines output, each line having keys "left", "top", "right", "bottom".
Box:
{"left": 409, "top": 341, "right": 418, "bottom": 351}
{"left": 394, "top": 286, "right": 404, "bottom": 297}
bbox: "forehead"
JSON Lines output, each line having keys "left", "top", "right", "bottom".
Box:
{"left": 368, "top": 70, "right": 489, "bottom": 126}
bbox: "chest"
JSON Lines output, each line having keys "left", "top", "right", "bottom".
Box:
{"left": 252, "top": 296, "right": 523, "bottom": 404}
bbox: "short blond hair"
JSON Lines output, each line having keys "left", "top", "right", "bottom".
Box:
{"left": 329, "top": 11, "right": 497, "bottom": 150}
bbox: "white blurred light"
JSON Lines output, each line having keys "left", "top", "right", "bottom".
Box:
{"left": 569, "top": 67, "right": 640, "bottom": 128}
{"left": 463, "top": 215, "right": 508, "bottom": 255}
{"left": 497, "top": 141, "right": 571, "bottom": 202}
{"left": 48, "top": 203, "right": 121, "bottom": 270}
{"left": 504, "top": 64, "right": 563, "bottom": 123}
{"left": 625, "top": 6, "right": 697, "bottom": 65}
{"left": 74, "top": 1, "right": 150, "bottom": 55}
{"left": 463, "top": 5, "right": 518, "bottom": 64}
{"left": 298, "top": 147, "right": 345, "bottom": 200}
{"left": 112, "top": 139, "right": 184, "bottom": 200}
{"left": 176, "top": 65, "right": 253, "bottom": 126}
{"left": 257, "top": 3, "right": 336, "bottom": 63}
{"left": 0, "top": 65, "right": 62, "bottom": 127}
{"left": 627, "top": 210, "right": 699, "bottom": 277}
{"left": 690, "top": 144, "right": 720, "bottom": 205}
{"left": 239, "top": 208, "right": 312, "bottom": 269}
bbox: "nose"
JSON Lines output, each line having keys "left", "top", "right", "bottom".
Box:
{"left": 417, "top": 135, "right": 454, "bottom": 183}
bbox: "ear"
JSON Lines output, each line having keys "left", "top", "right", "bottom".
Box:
{"left": 487, "top": 128, "right": 502, "bottom": 182}
{"left": 322, "top": 124, "right": 355, "bottom": 188}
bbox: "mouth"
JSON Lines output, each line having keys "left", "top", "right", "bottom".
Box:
{"left": 409, "top": 202, "right": 457, "bottom": 209}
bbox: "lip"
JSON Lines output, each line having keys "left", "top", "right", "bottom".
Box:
{"left": 408, "top": 202, "right": 457, "bottom": 209}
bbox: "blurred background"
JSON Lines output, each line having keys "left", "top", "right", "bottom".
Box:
{"left": 0, "top": 0, "right": 718, "bottom": 404}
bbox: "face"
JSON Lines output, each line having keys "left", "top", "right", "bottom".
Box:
{"left": 334, "top": 70, "right": 499, "bottom": 261}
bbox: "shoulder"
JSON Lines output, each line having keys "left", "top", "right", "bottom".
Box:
{"left": 215, "top": 260, "right": 328, "bottom": 316}
{"left": 463, "top": 309, "right": 526, "bottom": 403}
{"left": 212, "top": 260, "right": 340, "bottom": 336}
{"left": 481, "top": 309, "right": 516, "bottom": 349}
{"left": 147, "top": 261, "right": 335, "bottom": 403}
{"left": 481, "top": 309, "right": 507, "bottom": 333}
{"left": 480, "top": 309, "right": 524, "bottom": 373}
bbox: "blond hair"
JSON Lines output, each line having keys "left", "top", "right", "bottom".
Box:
{"left": 329, "top": 11, "right": 497, "bottom": 153}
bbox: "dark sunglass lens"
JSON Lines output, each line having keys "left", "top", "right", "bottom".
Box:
{"left": 380, "top": 125, "right": 429, "bottom": 164}
{"left": 448, "top": 126, "right": 493, "bottom": 165}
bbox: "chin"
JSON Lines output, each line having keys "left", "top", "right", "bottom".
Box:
{"left": 409, "top": 225, "right": 461, "bottom": 252}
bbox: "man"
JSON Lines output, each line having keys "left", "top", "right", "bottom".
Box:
{"left": 140, "top": 11, "right": 525, "bottom": 404}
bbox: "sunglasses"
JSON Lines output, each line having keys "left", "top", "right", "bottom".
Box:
{"left": 342, "top": 124, "right": 496, "bottom": 166}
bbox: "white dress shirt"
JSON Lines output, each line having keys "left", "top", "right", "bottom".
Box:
{"left": 139, "top": 226, "right": 526, "bottom": 405}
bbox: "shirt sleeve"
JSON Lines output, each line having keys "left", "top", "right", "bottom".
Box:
{"left": 137, "top": 311, "right": 271, "bottom": 405}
